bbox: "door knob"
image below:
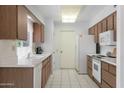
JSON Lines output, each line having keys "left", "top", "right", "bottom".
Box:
{"left": 60, "top": 51, "right": 63, "bottom": 53}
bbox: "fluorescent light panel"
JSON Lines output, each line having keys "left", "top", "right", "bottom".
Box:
{"left": 61, "top": 5, "right": 81, "bottom": 23}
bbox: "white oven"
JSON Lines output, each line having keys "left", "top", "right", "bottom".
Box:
{"left": 92, "top": 58, "right": 101, "bottom": 83}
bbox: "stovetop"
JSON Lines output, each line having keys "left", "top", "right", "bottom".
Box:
{"left": 92, "top": 55, "right": 106, "bottom": 60}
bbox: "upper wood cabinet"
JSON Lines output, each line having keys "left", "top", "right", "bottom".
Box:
{"left": 98, "top": 22, "right": 102, "bottom": 34}
{"left": 88, "top": 11, "right": 117, "bottom": 43}
{"left": 88, "top": 27, "right": 95, "bottom": 35}
{"left": 17, "top": 6, "right": 27, "bottom": 40}
{"left": 0, "top": 5, "right": 27, "bottom": 40}
{"left": 107, "top": 14, "right": 114, "bottom": 30}
{"left": 101, "top": 19, "right": 107, "bottom": 32}
{"left": 33, "top": 23, "right": 44, "bottom": 43}
{"left": 113, "top": 12, "right": 117, "bottom": 41}
{"left": 94, "top": 25, "right": 98, "bottom": 43}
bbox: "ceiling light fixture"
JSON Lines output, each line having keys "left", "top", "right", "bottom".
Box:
{"left": 61, "top": 5, "right": 82, "bottom": 23}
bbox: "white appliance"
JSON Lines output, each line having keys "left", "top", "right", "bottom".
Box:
{"left": 92, "top": 58, "right": 101, "bottom": 83}
{"left": 99, "top": 30, "right": 116, "bottom": 46}
{"left": 75, "top": 34, "right": 95, "bottom": 74}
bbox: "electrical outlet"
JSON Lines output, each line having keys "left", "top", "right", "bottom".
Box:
{"left": 12, "top": 45, "right": 15, "bottom": 51}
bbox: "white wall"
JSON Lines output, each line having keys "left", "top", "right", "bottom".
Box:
{"left": 42, "top": 18, "right": 54, "bottom": 53}
{"left": 89, "top": 5, "right": 117, "bottom": 55}
{"left": 0, "top": 40, "right": 17, "bottom": 65}
{"left": 116, "top": 5, "right": 124, "bottom": 88}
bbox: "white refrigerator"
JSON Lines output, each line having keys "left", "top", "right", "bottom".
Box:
{"left": 75, "top": 34, "right": 96, "bottom": 74}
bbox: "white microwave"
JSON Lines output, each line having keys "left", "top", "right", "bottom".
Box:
{"left": 99, "top": 30, "right": 116, "bottom": 46}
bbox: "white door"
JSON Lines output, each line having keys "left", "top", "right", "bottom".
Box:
{"left": 60, "top": 31, "right": 76, "bottom": 69}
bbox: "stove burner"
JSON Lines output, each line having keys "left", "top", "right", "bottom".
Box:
{"left": 92, "top": 55, "right": 106, "bottom": 59}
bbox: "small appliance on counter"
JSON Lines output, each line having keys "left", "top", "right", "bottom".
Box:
{"left": 35, "top": 47, "right": 43, "bottom": 54}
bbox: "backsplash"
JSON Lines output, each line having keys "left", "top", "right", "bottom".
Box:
{"left": 100, "top": 45, "right": 116, "bottom": 56}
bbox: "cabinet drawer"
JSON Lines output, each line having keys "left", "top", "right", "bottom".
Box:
{"left": 101, "top": 80, "right": 111, "bottom": 88}
{"left": 88, "top": 61, "right": 92, "bottom": 69}
{"left": 102, "top": 70, "right": 116, "bottom": 88}
{"left": 87, "top": 56, "right": 92, "bottom": 62}
{"left": 102, "top": 62, "right": 109, "bottom": 71}
{"left": 42, "top": 59, "right": 47, "bottom": 67}
{"left": 109, "top": 65, "right": 116, "bottom": 76}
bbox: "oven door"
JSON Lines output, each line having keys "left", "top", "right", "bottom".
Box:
{"left": 92, "top": 59, "right": 101, "bottom": 83}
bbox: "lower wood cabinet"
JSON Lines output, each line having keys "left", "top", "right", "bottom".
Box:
{"left": 0, "top": 68, "right": 34, "bottom": 88}
{"left": 41, "top": 55, "right": 52, "bottom": 88}
{"left": 87, "top": 55, "right": 116, "bottom": 88}
{"left": 87, "top": 56, "right": 93, "bottom": 79}
{"left": 101, "top": 61, "right": 116, "bottom": 88}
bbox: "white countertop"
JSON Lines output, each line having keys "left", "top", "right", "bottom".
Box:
{"left": 0, "top": 52, "right": 52, "bottom": 68}
{"left": 101, "top": 57, "right": 116, "bottom": 66}
{"left": 87, "top": 53, "right": 100, "bottom": 57}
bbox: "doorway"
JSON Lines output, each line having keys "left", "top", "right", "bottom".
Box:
{"left": 60, "top": 31, "right": 76, "bottom": 69}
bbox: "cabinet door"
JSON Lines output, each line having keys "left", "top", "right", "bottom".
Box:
{"left": 102, "top": 19, "right": 107, "bottom": 32}
{"left": 98, "top": 22, "right": 102, "bottom": 34}
{"left": 0, "top": 5, "right": 17, "bottom": 39}
{"left": 88, "top": 27, "right": 95, "bottom": 35}
{"left": 33, "top": 23, "right": 42, "bottom": 43}
{"left": 17, "top": 6, "right": 27, "bottom": 40}
{"left": 94, "top": 25, "right": 98, "bottom": 43}
{"left": 41, "top": 67, "right": 46, "bottom": 88}
{"left": 113, "top": 12, "right": 117, "bottom": 41}
{"left": 41, "top": 24, "right": 44, "bottom": 42}
{"left": 107, "top": 14, "right": 114, "bottom": 30}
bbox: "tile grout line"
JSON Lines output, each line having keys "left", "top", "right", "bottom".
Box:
{"left": 85, "top": 75, "right": 98, "bottom": 88}
{"left": 74, "top": 70, "right": 82, "bottom": 88}
{"left": 50, "top": 71, "right": 56, "bottom": 88}
{"left": 60, "top": 69, "right": 62, "bottom": 88}
{"left": 68, "top": 69, "right": 72, "bottom": 88}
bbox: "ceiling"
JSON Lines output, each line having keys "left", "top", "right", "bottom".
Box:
{"left": 27, "top": 5, "right": 107, "bottom": 23}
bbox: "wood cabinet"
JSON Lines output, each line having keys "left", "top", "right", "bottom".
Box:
{"left": 87, "top": 56, "right": 93, "bottom": 79}
{"left": 33, "top": 23, "right": 44, "bottom": 43}
{"left": 107, "top": 14, "right": 114, "bottom": 30}
{"left": 97, "top": 22, "right": 102, "bottom": 34}
{"left": 88, "top": 11, "right": 117, "bottom": 43}
{"left": 0, "top": 5, "right": 27, "bottom": 40}
{"left": 0, "top": 68, "right": 33, "bottom": 88}
{"left": 101, "top": 61, "right": 116, "bottom": 88}
{"left": 88, "top": 27, "right": 95, "bottom": 35}
{"left": 87, "top": 55, "right": 116, "bottom": 88}
{"left": 101, "top": 19, "right": 107, "bottom": 32}
{"left": 94, "top": 25, "right": 98, "bottom": 43}
{"left": 113, "top": 12, "right": 117, "bottom": 41}
{"left": 41, "top": 55, "right": 52, "bottom": 88}
{"left": 17, "top": 6, "right": 27, "bottom": 40}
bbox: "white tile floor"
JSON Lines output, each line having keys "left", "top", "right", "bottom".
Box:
{"left": 45, "top": 69, "right": 99, "bottom": 88}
